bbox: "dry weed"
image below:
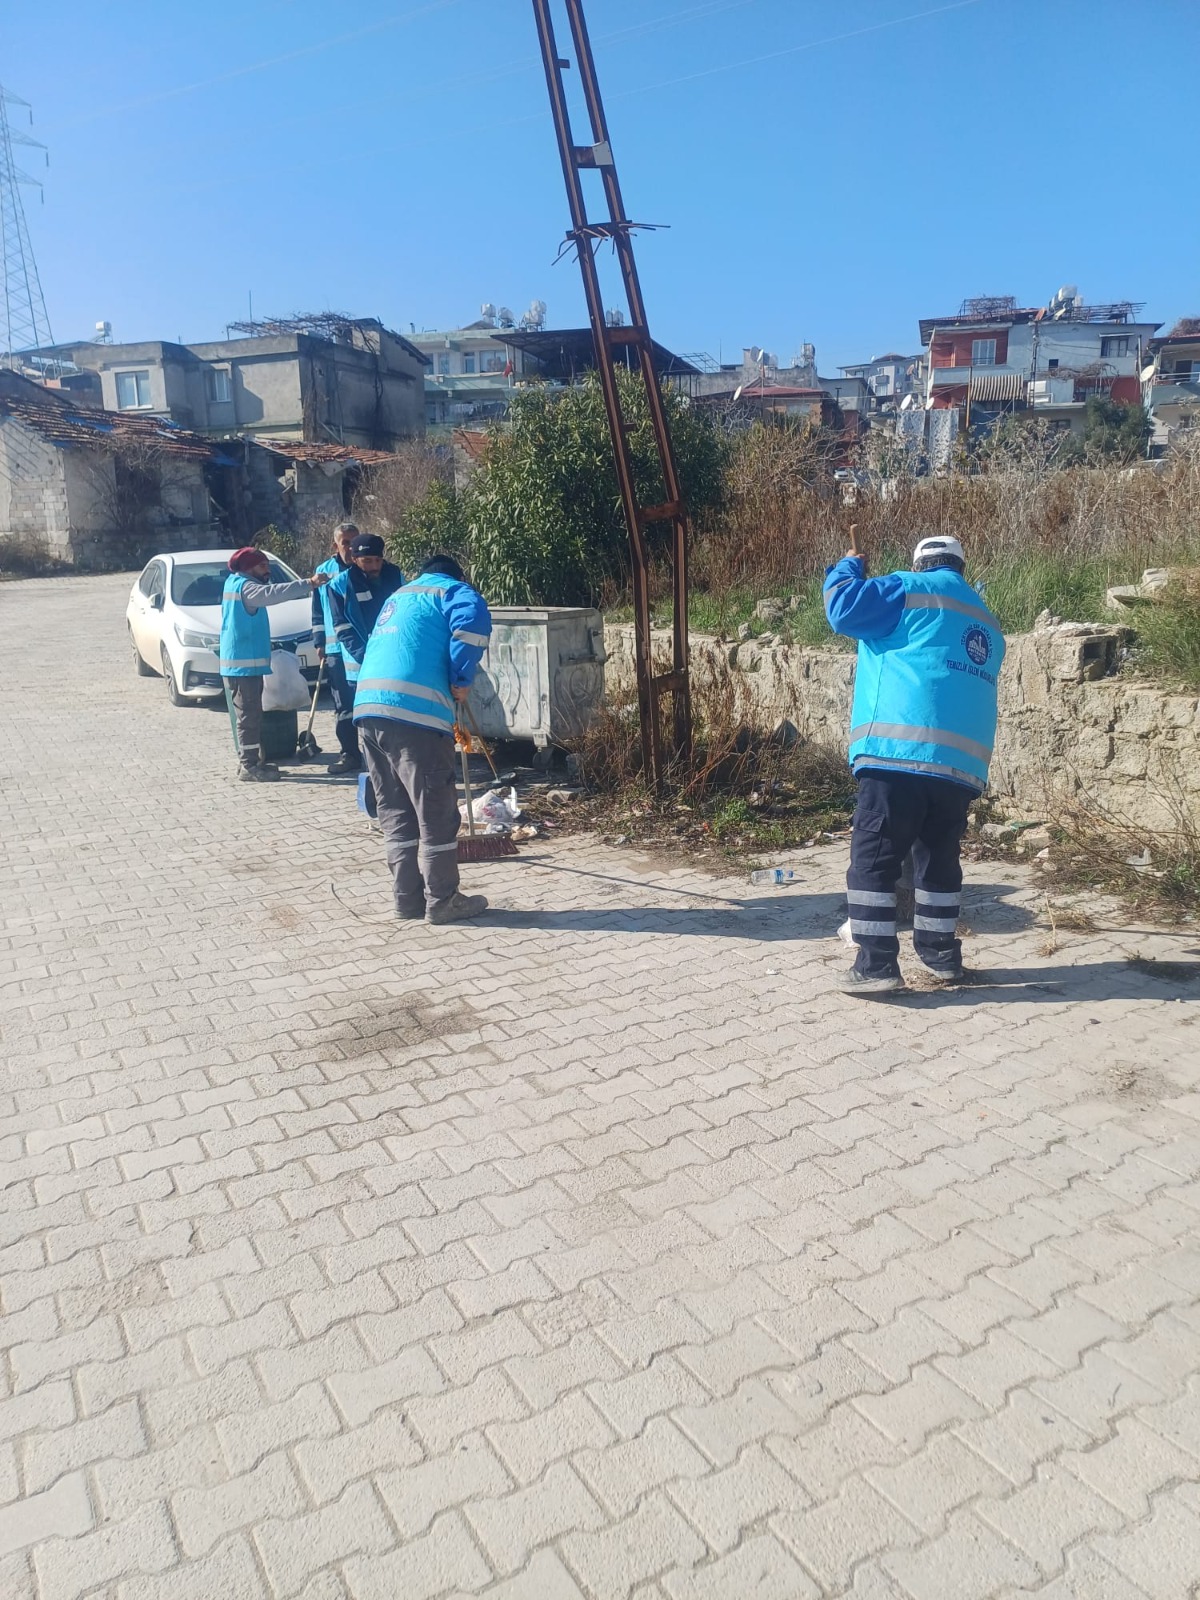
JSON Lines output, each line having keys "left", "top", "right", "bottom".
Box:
{"left": 560, "top": 662, "right": 854, "bottom": 861}
{"left": 1047, "top": 772, "right": 1200, "bottom": 919}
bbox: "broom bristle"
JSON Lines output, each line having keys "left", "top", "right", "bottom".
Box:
{"left": 457, "top": 835, "right": 519, "bottom": 861}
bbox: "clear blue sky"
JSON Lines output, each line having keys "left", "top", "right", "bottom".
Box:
{"left": 6, "top": 0, "right": 1199, "bottom": 370}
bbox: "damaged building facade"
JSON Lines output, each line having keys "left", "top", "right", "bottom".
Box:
{"left": 0, "top": 373, "right": 221, "bottom": 566}
{"left": 3, "top": 316, "right": 428, "bottom": 561}
{"left": 42, "top": 314, "right": 429, "bottom": 451}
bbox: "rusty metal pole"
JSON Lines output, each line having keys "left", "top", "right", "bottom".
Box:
{"left": 531, "top": 0, "right": 693, "bottom": 790}
{"left": 561, "top": 0, "right": 692, "bottom": 769}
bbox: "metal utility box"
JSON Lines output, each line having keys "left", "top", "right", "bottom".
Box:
{"left": 468, "top": 606, "right": 605, "bottom": 747}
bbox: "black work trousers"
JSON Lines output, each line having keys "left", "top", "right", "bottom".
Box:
{"left": 846, "top": 770, "right": 973, "bottom": 978}
{"left": 325, "top": 653, "right": 361, "bottom": 760}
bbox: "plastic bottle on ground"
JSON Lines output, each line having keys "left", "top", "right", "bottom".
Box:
{"left": 749, "top": 867, "right": 801, "bottom": 886}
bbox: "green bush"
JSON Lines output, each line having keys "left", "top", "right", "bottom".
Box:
{"left": 253, "top": 524, "right": 302, "bottom": 565}
{"left": 392, "top": 372, "right": 726, "bottom": 605}
{"left": 387, "top": 481, "right": 468, "bottom": 574}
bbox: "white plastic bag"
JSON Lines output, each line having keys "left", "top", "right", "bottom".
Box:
{"left": 460, "top": 787, "right": 521, "bottom": 834}
{"left": 262, "top": 648, "right": 311, "bottom": 712}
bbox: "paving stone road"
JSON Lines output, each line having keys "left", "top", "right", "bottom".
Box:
{"left": 2, "top": 572, "right": 1200, "bottom": 1599}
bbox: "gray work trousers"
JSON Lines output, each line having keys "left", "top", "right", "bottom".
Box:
{"left": 224, "top": 675, "right": 265, "bottom": 767}
{"left": 359, "top": 718, "right": 461, "bottom": 914}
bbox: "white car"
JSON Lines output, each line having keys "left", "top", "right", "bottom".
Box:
{"left": 127, "top": 548, "right": 319, "bottom": 705}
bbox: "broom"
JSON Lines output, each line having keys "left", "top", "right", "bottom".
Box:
{"left": 456, "top": 714, "right": 519, "bottom": 862}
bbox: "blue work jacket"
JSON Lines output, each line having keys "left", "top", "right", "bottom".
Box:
{"left": 823, "top": 556, "right": 1006, "bottom": 793}
{"left": 353, "top": 572, "right": 492, "bottom": 734}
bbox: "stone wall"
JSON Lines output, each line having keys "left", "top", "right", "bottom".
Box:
{"left": 604, "top": 621, "right": 1200, "bottom": 833}
{"left": 0, "top": 420, "right": 72, "bottom": 556}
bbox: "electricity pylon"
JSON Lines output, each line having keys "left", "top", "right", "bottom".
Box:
{"left": 0, "top": 85, "right": 53, "bottom": 363}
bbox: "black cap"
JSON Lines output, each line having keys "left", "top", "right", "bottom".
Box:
{"left": 351, "top": 534, "right": 385, "bottom": 557}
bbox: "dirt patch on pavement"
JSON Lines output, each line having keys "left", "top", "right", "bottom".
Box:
{"left": 298, "top": 991, "right": 479, "bottom": 1062}
{"left": 1103, "top": 1060, "right": 1175, "bottom": 1108}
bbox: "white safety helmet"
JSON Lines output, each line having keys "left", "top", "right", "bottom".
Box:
{"left": 913, "top": 535, "right": 965, "bottom": 572}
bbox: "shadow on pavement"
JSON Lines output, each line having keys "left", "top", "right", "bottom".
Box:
{"left": 480, "top": 882, "right": 1036, "bottom": 945}
{"left": 889, "top": 959, "right": 1200, "bottom": 1005}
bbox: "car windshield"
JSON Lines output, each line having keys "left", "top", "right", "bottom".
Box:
{"left": 170, "top": 557, "right": 297, "bottom": 607}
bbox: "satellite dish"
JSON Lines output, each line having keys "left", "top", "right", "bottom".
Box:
{"left": 732, "top": 385, "right": 744, "bottom": 403}
{"left": 1140, "top": 363, "right": 1156, "bottom": 382}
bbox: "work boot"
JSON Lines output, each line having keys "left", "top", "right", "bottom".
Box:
{"left": 395, "top": 898, "right": 425, "bottom": 921}
{"left": 426, "top": 891, "right": 488, "bottom": 926}
{"left": 920, "top": 960, "right": 965, "bottom": 983}
{"left": 327, "top": 753, "right": 363, "bottom": 775}
{"left": 237, "top": 763, "right": 279, "bottom": 783}
{"left": 838, "top": 965, "right": 904, "bottom": 996}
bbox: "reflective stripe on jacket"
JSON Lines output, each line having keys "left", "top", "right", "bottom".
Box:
{"left": 823, "top": 557, "right": 1006, "bottom": 793}
{"left": 353, "top": 574, "right": 492, "bottom": 733}
{"left": 312, "top": 555, "right": 348, "bottom": 658}
{"left": 328, "top": 561, "right": 405, "bottom": 684}
{"left": 220, "top": 574, "right": 272, "bottom": 676}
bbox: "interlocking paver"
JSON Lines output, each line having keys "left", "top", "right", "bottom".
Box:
{"left": 465, "top": 1459, "right": 606, "bottom": 1573}
{"left": 879, "top": 1509, "right": 1040, "bottom": 1598}
{"left": 3, "top": 573, "right": 1199, "bottom": 1599}
{"left": 253, "top": 1481, "right": 395, "bottom": 1597}
{"left": 662, "top": 1534, "right": 820, "bottom": 1600}
{"left": 772, "top": 1476, "right": 922, "bottom": 1591}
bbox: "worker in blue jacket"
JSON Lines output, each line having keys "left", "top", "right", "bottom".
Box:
{"left": 353, "top": 553, "right": 492, "bottom": 925}
{"left": 220, "top": 547, "right": 329, "bottom": 782}
{"left": 824, "top": 534, "right": 1005, "bottom": 995}
{"left": 324, "top": 532, "right": 406, "bottom": 774}
{"left": 311, "top": 521, "right": 357, "bottom": 769}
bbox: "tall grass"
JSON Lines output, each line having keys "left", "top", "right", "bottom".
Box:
{"left": 673, "top": 423, "right": 1200, "bottom": 681}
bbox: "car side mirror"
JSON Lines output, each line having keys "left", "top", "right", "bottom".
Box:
{"left": 150, "top": 593, "right": 164, "bottom": 610}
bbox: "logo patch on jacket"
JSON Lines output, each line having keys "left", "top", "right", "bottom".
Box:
{"left": 963, "top": 625, "right": 992, "bottom": 666}
{"left": 378, "top": 599, "right": 397, "bottom": 627}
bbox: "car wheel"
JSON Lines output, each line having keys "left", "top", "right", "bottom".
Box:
{"left": 131, "top": 627, "right": 154, "bottom": 676}
{"left": 161, "top": 646, "right": 189, "bottom": 706}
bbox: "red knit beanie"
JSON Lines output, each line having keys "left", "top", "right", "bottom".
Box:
{"left": 228, "top": 547, "right": 264, "bottom": 573}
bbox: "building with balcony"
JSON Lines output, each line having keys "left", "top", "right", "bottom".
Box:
{"left": 413, "top": 309, "right": 703, "bottom": 431}
{"left": 838, "top": 352, "right": 924, "bottom": 412}
{"left": 1143, "top": 319, "right": 1200, "bottom": 450}
{"left": 920, "top": 289, "right": 1159, "bottom": 437}
{"left": 410, "top": 313, "right": 532, "bottom": 431}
